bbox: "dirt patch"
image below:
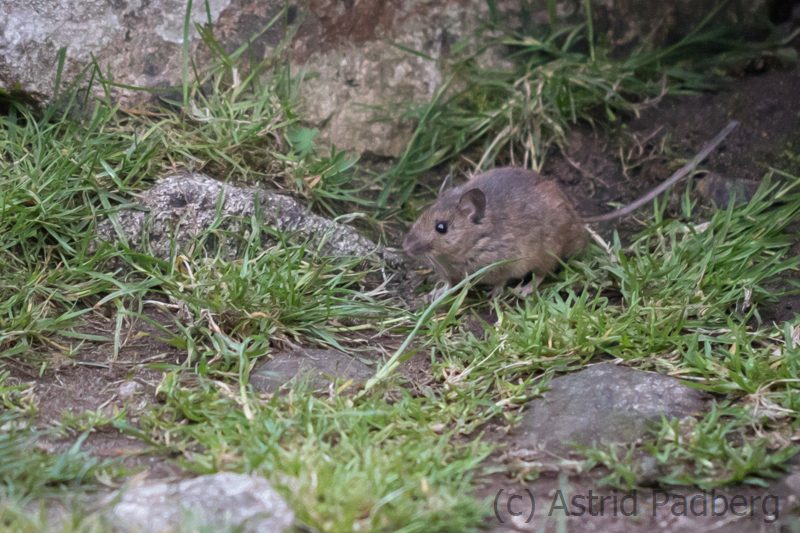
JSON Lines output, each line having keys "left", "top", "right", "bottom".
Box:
{"left": 546, "top": 65, "right": 800, "bottom": 228}
{"left": 761, "top": 292, "right": 800, "bottom": 323}
{"left": 4, "top": 306, "right": 185, "bottom": 479}
{"left": 396, "top": 349, "right": 435, "bottom": 392}
{"left": 29, "top": 308, "right": 180, "bottom": 423}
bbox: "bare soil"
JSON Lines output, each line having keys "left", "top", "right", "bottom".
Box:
{"left": 549, "top": 65, "right": 800, "bottom": 226}
{"left": 6, "top": 307, "right": 186, "bottom": 480}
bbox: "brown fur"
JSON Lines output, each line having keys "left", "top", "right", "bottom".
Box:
{"left": 402, "top": 167, "right": 587, "bottom": 291}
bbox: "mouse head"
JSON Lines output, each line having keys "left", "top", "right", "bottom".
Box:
{"left": 402, "top": 186, "right": 487, "bottom": 261}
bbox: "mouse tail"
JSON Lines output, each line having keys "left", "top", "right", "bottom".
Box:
{"left": 583, "top": 120, "right": 739, "bottom": 223}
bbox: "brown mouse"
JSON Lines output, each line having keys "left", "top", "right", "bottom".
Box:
{"left": 403, "top": 167, "right": 586, "bottom": 297}
{"left": 402, "top": 121, "right": 738, "bottom": 297}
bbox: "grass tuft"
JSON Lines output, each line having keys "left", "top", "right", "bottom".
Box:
{"left": 379, "top": 15, "right": 792, "bottom": 210}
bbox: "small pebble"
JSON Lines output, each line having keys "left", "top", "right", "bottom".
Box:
{"left": 118, "top": 381, "right": 142, "bottom": 400}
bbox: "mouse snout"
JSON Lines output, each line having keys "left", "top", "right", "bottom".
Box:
{"left": 402, "top": 231, "right": 431, "bottom": 257}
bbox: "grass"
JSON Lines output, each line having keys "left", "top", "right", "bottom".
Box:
{"left": 399, "top": 176, "right": 800, "bottom": 422}
{"left": 1, "top": 1, "right": 799, "bottom": 531}
{"left": 0, "top": 371, "right": 118, "bottom": 532}
{"left": 115, "top": 220, "right": 399, "bottom": 365}
{"left": 138, "top": 375, "right": 492, "bottom": 531}
{"left": 377, "top": 5, "right": 796, "bottom": 211}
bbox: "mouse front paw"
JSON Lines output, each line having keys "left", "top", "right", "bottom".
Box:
{"left": 489, "top": 284, "right": 505, "bottom": 299}
{"left": 510, "top": 275, "right": 543, "bottom": 298}
{"left": 510, "top": 282, "right": 534, "bottom": 298}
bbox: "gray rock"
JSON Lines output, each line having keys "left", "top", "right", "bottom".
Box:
{"left": 694, "top": 172, "right": 759, "bottom": 207}
{"left": 1, "top": 1, "right": 769, "bottom": 158}
{"left": 106, "top": 472, "right": 294, "bottom": 533}
{"left": 782, "top": 471, "right": 800, "bottom": 493}
{"left": 292, "top": 1, "right": 508, "bottom": 157}
{"left": 251, "top": 348, "right": 375, "bottom": 393}
{"left": 0, "top": 0, "right": 285, "bottom": 104}
{"left": 0, "top": 0, "right": 508, "bottom": 157}
{"left": 94, "top": 172, "right": 401, "bottom": 266}
{"left": 511, "top": 363, "right": 707, "bottom": 456}
{"left": 117, "top": 380, "right": 142, "bottom": 401}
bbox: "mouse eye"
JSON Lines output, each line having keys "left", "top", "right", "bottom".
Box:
{"left": 435, "top": 221, "right": 448, "bottom": 234}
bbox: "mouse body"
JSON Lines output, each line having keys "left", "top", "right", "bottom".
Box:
{"left": 402, "top": 121, "right": 739, "bottom": 296}
{"left": 402, "top": 167, "right": 587, "bottom": 295}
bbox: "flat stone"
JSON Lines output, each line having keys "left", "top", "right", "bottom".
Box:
{"left": 694, "top": 172, "right": 759, "bottom": 207}
{"left": 106, "top": 472, "right": 294, "bottom": 532}
{"left": 251, "top": 348, "right": 375, "bottom": 393}
{"left": 511, "top": 363, "right": 707, "bottom": 456}
{"left": 93, "top": 172, "right": 401, "bottom": 267}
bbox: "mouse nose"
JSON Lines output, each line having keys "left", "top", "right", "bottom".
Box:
{"left": 402, "top": 233, "right": 415, "bottom": 254}
{"left": 402, "top": 233, "right": 427, "bottom": 256}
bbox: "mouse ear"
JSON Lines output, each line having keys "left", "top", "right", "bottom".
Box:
{"left": 458, "top": 188, "right": 486, "bottom": 223}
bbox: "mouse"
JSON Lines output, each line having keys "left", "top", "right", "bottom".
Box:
{"left": 402, "top": 121, "right": 738, "bottom": 298}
